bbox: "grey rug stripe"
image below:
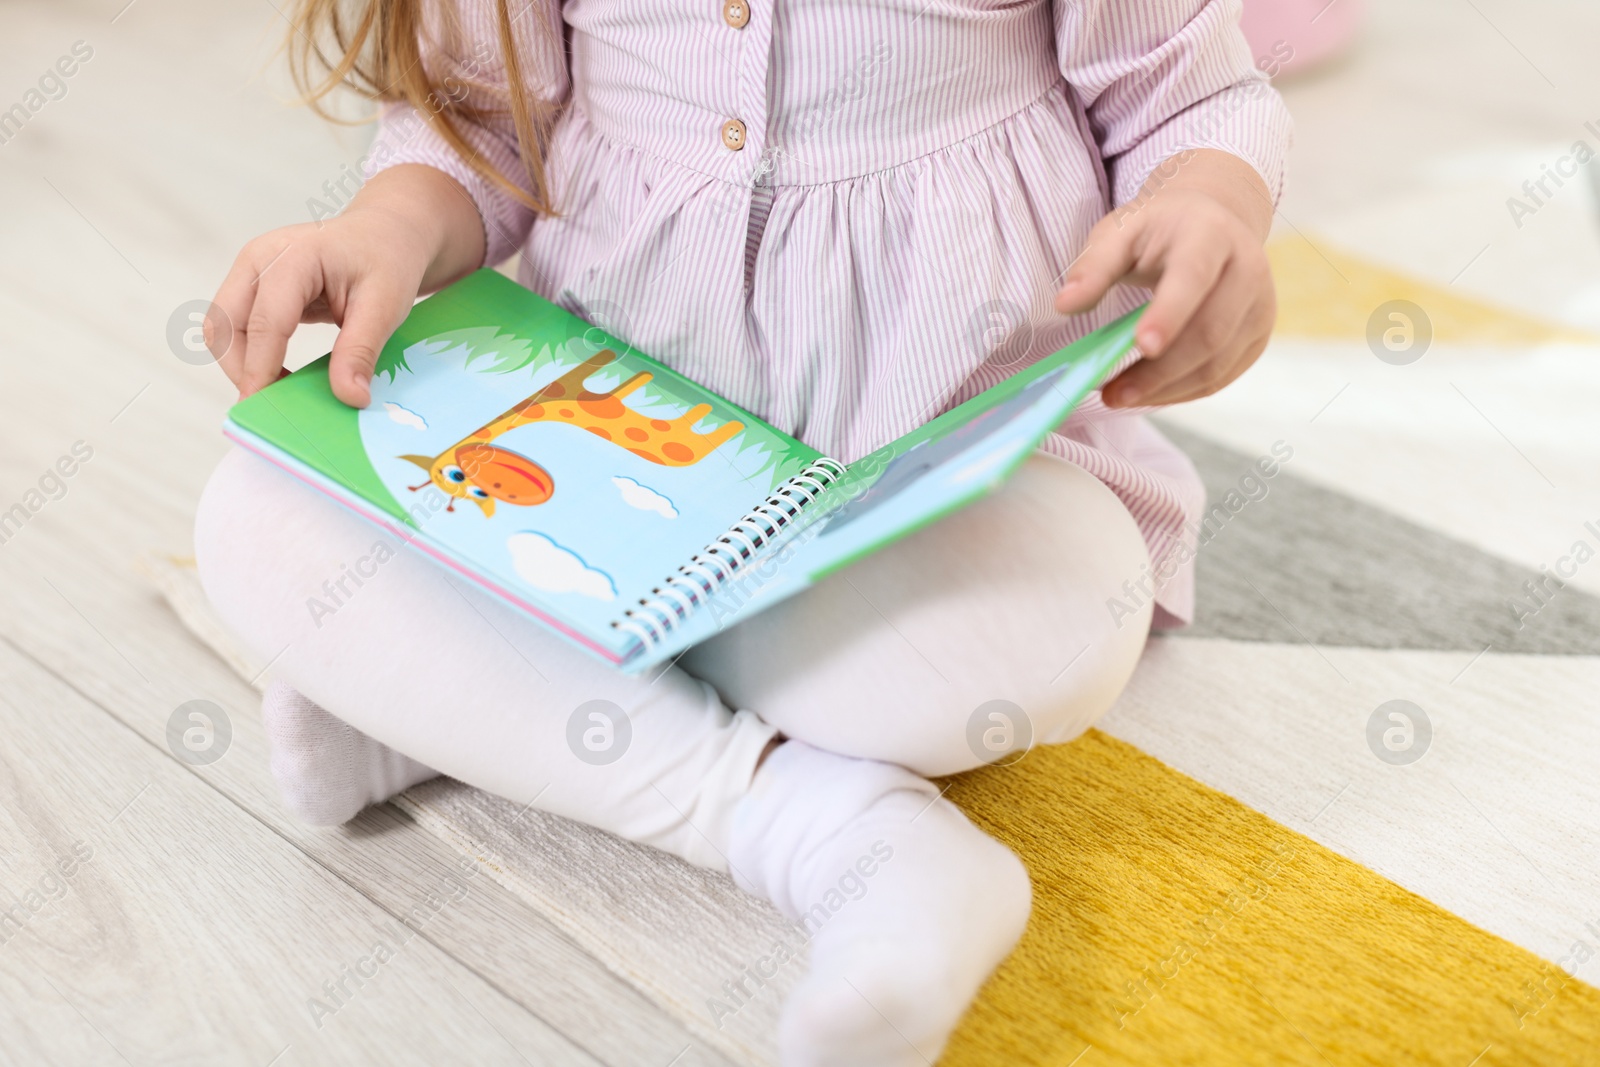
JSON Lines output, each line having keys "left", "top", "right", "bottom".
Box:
{"left": 1157, "top": 421, "right": 1600, "bottom": 655}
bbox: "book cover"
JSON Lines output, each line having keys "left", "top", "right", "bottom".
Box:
{"left": 225, "top": 269, "right": 1142, "bottom": 670}
{"left": 226, "top": 270, "right": 827, "bottom": 666}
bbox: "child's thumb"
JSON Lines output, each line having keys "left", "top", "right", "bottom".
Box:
{"left": 330, "top": 286, "right": 411, "bottom": 408}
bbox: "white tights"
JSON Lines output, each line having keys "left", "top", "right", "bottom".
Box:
{"left": 196, "top": 447, "right": 1152, "bottom": 1065}
{"left": 194, "top": 446, "right": 1152, "bottom": 866}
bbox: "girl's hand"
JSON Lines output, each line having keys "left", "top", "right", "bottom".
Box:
{"left": 207, "top": 165, "right": 486, "bottom": 407}
{"left": 1054, "top": 149, "right": 1276, "bottom": 409}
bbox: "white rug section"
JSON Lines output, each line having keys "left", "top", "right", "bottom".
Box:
{"left": 1158, "top": 337, "right": 1600, "bottom": 598}
{"left": 1102, "top": 636, "right": 1600, "bottom": 981}
{"left": 1271, "top": 0, "right": 1600, "bottom": 331}
{"left": 1303, "top": 151, "right": 1600, "bottom": 334}
{"left": 1216, "top": 40, "right": 1600, "bottom": 600}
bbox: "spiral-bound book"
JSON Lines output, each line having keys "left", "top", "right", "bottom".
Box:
{"left": 224, "top": 269, "right": 1141, "bottom": 671}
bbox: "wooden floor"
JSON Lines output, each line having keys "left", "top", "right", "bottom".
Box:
{"left": 0, "top": 3, "right": 736, "bottom": 1064}
{"left": 1, "top": 0, "right": 1596, "bottom": 1064}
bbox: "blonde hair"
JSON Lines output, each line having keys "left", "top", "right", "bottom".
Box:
{"left": 286, "top": 0, "right": 562, "bottom": 215}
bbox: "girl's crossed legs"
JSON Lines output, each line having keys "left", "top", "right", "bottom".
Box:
{"left": 195, "top": 447, "right": 1151, "bottom": 1065}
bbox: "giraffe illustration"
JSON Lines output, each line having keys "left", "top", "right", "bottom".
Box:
{"left": 399, "top": 350, "right": 744, "bottom": 516}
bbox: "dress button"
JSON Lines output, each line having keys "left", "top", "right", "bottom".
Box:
{"left": 722, "top": 0, "right": 750, "bottom": 28}
{"left": 721, "top": 119, "right": 747, "bottom": 151}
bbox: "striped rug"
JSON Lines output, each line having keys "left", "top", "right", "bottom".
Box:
{"left": 943, "top": 730, "right": 1600, "bottom": 1066}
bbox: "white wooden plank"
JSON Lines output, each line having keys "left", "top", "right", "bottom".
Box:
{"left": 0, "top": 401, "right": 742, "bottom": 1066}
{"left": 0, "top": 342, "right": 742, "bottom": 1067}
{"left": 0, "top": 638, "right": 598, "bottom": 1066}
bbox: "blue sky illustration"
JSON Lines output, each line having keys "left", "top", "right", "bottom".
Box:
{"left": 357, "top": 329, "right": 782, "bottom": 640}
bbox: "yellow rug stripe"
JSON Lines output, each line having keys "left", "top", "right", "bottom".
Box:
{"left": 1267, "top": 236, "right": 1598, "bottom": 346}
{"left": 941, "top": 730, "right": 1600, "bottom": 1066}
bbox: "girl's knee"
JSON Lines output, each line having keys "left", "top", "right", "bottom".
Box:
{"left": 900, "top": 461, "right": 1155, "bottom": 776}
{"left": 841, "top": 583, "right": 1150, "bottom": 778}
{"left": 195, "top": 451, "right": 272, "bottom": 603}
{"left": 193, "top": 449, "right": 346, "bottom": 658}
{"left": 718, "top": 453, "right": 1158, "bottom": 777}
{"left": 966, "top": 459, "right": 1151, "bottom": 755}
{"left": 903, "top": 616, "right": 1150, "bottom": 776}
{"left": 1028, "top": 593, "right": 1150, "bottom": 746}
{"left": 196, "top": 450, "right": 277, "bottom": 563}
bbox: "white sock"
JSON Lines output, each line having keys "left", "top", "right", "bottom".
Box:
{"left": 728, "top": 741, "right": 1031, "bottom": 1067}
{"left": 261, "top": 682, "right": 440, "bottom": 826}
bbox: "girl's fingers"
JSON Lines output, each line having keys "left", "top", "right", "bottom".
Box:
{"left": 1150, "top": 254, "right": 1260, "bottom": 371}
{"left": 302, "top": 297, "right": 337, "bottom": 324}
{"left": 328, "top": 284, "right": 411, "bottom": 407}
{"left": 209, "top": 214, "right": 431, "bottom": 404}
{"left": 1125, "top": 325, "right": 1270, "bottom": 408}
{"left": 1100, "top": 246, "right": 1235, "bottom": 409}
{"left": 1103, "top": 282, "right": 1248, "bottom": 408}
{"left": 240, "top": 256, "right": 321, "bottom": 398}
{"left": 209, "top": 254, "right": 264, "bottom": 387}
{"left": 1133, "top": 233, "right": 1230, "bottom": 356}
{"left": 1054, "top": 219, "right": 1136, "bottom": 316}
{"left": 1102, "top": 344, "right": 1195, "bottom": 407}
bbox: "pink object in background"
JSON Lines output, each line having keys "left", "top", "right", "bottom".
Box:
{"left": 1240, "top": 0, "right": 1364, "bottom": 77}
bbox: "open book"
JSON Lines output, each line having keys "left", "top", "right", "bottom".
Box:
{"left": 225, "top": 270, "right": 1142, "bottom": 671}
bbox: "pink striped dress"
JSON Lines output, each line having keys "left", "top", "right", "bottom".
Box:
{"left": 372, "top": 0, "right": 1292, "bottom": 627}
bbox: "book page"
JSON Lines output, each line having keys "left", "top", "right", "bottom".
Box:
{"left": 632, "top": 305, "right": 1144, "bottom": 666}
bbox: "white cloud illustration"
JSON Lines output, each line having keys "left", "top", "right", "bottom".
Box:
{"left": 612, "top": 476, "right": 679, "bottom": 519}
{"left": 506, "top": 532, "right": 616, "bottom": 601}
{"left": 384, "top": 402, "right": 428, "bottom": 431}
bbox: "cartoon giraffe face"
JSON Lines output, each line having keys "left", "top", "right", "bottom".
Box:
{"left": 400, "top": 350, "right": 743, "bottom": 517}
{"left": 400, "top": 443, "right": 552, "bottom": 518}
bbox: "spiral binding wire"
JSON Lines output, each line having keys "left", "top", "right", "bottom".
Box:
{"left": 613, "top": 458, "right": 847, "bottom": 650}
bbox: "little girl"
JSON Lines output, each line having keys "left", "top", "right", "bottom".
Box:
{"left": 196, "top": 0, "right": 1287, "bottom": 1061}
